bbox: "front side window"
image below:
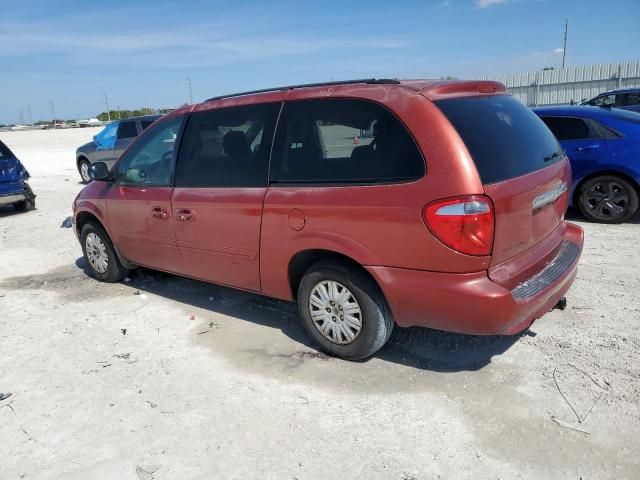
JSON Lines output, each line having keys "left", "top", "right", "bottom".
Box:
{"left": 94, "top": 122, "right": 118, "bottom": 150}
{"left": 115, "top": 116, "right": 183, "bottom": 186}
{"left": 590, "top": 94, "right": 615, "bottom": 107}
{"left": 540, "top": 117, "right": 591, "bottom": 140}
{"left": 270, "top": 98, "right": 424, "bottom": 185}
{"left": 175, "top": 103, "right": 280, "bottom": 188}
{"left": 117, "top": 121, "right": 138, "bottom": 139}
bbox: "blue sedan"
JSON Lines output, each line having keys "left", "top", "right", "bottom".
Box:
{"left": 533, "top": 106, "right": 640, "bottom": 223}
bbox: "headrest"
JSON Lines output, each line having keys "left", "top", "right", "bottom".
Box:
{"left": 223, "top": 131, "right": 251, "bottom": 159}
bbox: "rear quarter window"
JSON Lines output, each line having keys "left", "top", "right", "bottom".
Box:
{"left": 270, "top": 98, "right": 424, "bottom": 185}
{"left": 435, "top": 96, "right": 562, "bottom": 184}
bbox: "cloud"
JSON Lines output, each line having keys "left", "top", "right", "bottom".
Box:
{"left": 0, "top": 16, "right": 406, "bottom": 69}
{"left": 438, "top": 1, "right": 452, "bottom": 6}
{"left": 554, "top": 48, "right": 564, "bottom": 54}
{"left": 475, "top": 0, "right": 510, "bottom": 7}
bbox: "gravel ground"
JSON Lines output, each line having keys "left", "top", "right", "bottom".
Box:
{"left": 1, "top": 128, "right": 638, "bottom": 480}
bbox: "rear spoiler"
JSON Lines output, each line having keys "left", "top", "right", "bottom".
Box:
{"left": 420, "top": 81, "right": 507, "bottom": 101}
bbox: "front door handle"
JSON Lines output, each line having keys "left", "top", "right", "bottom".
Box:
{"left": 151, "top": 206, "right": 168, "bottom": 219}
{"left": 575, "top": 144, "right": 601, "bottom": 152}
{"left": 176, "top": 209, "right": 194, "bottom": 221}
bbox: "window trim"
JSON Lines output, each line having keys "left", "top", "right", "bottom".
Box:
{"left": 268, "top": 97, "right": 426, "bottom": 187}
{"left": 113, "top": 115, "right": 185, "bottom": 188}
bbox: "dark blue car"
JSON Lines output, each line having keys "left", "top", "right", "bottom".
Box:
{"left": 534, "top": 106, "right": 640, "bottom": 223}
{"left": 0, "top": 140, "right": 36, "bottom": 212}
{"left": 581, "top": 88, "right": 640, "bottom": 113}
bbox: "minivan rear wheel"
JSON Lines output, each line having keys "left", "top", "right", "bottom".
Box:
{"left": 578, "top": 175, "right": 638, "bottom": 223}
{"left": 297, "top": 260, "right": 393, "bottom": 360}
{"left": 80, "top": 222, "right": 130, "bottom": 282}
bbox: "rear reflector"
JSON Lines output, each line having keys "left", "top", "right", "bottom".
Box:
{"left": 423, "top": 196, "right": 494, "bottom": 256}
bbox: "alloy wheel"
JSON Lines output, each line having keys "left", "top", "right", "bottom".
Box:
{"left": 583, "top": 180, "right": 629, "bottom": 221}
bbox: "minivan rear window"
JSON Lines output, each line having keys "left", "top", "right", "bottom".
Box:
{"left": 435, "top": 96, "right": 562, "bottom": 184}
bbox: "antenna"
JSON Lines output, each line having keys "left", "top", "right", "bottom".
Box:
{"left": 103, "top": 92, "right": 111, "bottom": 122}
{"left": 562, "top": 19, "right": 568, "bottom": 69}
{"left": 186, "top": 76, "right": 193, "bottom": 104}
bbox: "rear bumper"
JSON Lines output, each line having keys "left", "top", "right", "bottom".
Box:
{"left": 0, "top": 192, "right": 26, "bottom": 206}
{"left": 367, "top": 222, "right": 584, "bottom": 335}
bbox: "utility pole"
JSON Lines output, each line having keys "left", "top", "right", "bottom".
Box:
{"left": 103, "top": 92, "right": 111, "bottom": 122}
{"left": 50, "top": 100, "right": 57, "bottom": 127}
{"left": 562, "top": 19, "right": 568, "bottom": 69}
{"left": 186, "top": 76, "right": 193, "bottom": 104}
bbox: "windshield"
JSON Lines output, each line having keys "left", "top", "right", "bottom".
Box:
{"left": 435, "top": 95, "right": 563, "bottom": 184}
{"left": 94, "top": 122, "right": 118, "bottom": 149}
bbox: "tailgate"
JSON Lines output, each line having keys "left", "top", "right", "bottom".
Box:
{"left": 484, "top": 159, "right": 571, "bottom": 266}
{"left": 433, "top": 94, "right": 570, "bottom": 267}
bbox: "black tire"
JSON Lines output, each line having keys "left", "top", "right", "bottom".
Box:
{"left": 577, "top": 175, "right": 638, "bottom": 224}
{"left": 13, "top": 185, "right": 36, "bottom": 212}
{"left": 297, "top": 260, "right": 393, "bottom": 360}
{"left": 80, "top": 221, "right": 130, "bottom": 282}
{"left": 78, "top": 158, "right": 91, "bottom": 184}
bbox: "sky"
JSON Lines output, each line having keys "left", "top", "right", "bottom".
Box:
{"left": 1, "top": 0, "right": 638, "bottom": 124}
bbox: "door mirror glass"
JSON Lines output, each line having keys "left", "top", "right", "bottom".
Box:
{"left": 89, "top": 162, "right": 110, "bottom": 181}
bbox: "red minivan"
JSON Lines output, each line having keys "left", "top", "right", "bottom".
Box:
{"left": 73, "top": 79, "right": 583, "bottom": 360}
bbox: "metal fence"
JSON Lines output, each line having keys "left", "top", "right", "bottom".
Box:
{"left": 481, "top": 61, "right": 640, "bottom": 106}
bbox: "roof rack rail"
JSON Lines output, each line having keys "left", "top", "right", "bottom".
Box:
{"left": 204, "top": 78, "right": 400, "bottom": 103}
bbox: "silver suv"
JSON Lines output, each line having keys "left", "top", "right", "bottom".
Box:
{"left": 75, "top": 115, "right": 160, "bottom": 183}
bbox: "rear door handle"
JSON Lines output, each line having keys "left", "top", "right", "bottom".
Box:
{"left": 176, "top": 209, "right": 194, "bottom": 221}
{"left": 151, "top": 206, "right": 168, "bottom": 219}
{"left": 575, "top": 144, "right": 601, "bottom": 151}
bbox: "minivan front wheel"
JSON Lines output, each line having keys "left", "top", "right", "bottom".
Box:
{"left": 80, "top": 222, "right": 130, "bottom": 282}
{"left": 578, "top": 175, "right": 638, "bottom": 223}
{"left": 297, "top": 260, "right": 393, "bottom": 360}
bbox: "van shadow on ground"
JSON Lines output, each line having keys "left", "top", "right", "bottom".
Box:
{"left": 75, "top": 257, "right": 524, "bottom": 373}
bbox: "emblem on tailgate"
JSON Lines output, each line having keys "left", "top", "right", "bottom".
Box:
{"left": 532, "top": 182, "right": 568, "bottom": 210}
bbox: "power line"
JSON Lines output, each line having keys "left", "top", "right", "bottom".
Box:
{"left": 562, "top": 19, "right": 568, "bottom": 69}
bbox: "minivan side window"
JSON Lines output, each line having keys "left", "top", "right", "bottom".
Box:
{"left": 140, "top": 120, "right": 155, "bottom": 131}
{"left": 540, "top": 117, "right": 591, "bottom": 140}
{"left": 270, "top": 98, "right": 424, "bottom": 185}
{"left": 175, "top": 103, "right": 280, "bottom": 188}
{"left": 117, "top": 121, "right": 138, "bottom": 139}
{"left": 115, "top": 116, "right": 183, "bottom": 186}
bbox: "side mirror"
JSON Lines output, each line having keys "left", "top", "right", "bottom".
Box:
{"left": 89, "top": 162, "right": 110, "bottom": 181}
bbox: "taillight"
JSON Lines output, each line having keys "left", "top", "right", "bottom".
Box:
{"left": 423, "top": 196, "right": 494, "bottom": 256}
